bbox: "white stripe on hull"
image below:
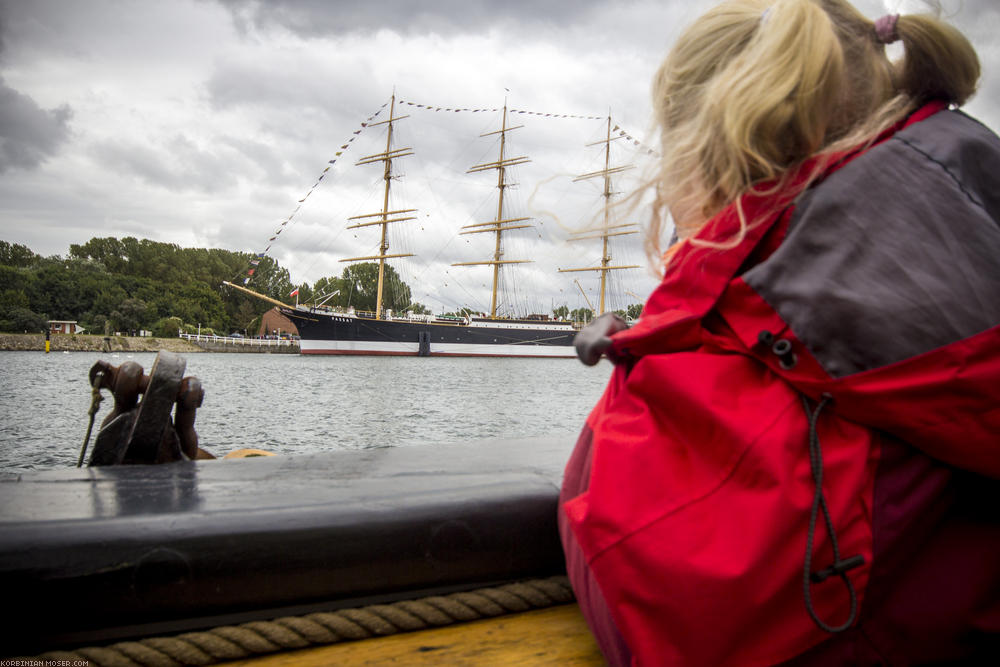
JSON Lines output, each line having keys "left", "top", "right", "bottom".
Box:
{"left": 299, "top": 339, "right": 575, "bottom": 358}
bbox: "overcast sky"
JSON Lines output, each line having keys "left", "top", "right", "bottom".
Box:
{"left": 1, "top": 0, "right": 997, "bottom": 315}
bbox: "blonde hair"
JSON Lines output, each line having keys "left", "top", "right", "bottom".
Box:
{"left": 646, "top": 0, "right": 980, "bottom": 267}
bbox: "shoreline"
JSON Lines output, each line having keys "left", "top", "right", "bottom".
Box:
{"left": 0, "top": 333, "right": 299, "bottom": 354}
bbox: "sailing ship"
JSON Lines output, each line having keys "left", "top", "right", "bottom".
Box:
{"left": 226, "top": 95, "right": 641, "bottom": 357}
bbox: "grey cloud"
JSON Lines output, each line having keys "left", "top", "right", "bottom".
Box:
{"left": 0, "top": 0, "right": 92, "bottom": 62}
{"left": 218, "top": 134, "right": 306, "bottom": 187}
{"left": 0, "top": 76, "right": 72, "bottom": 173}
{"left": 205, "top": 57, "right": 378, "bottom": 115}
{"left": 92, "top": 134, "right": 241, "bottom": 194}
{"left": 92, "top": 141, "right": 180, "bottom": 189}
{"left": 202, "top": 57, "right": 387, "bottom": 175}
{"left": 216, "top": 0, "right": 610, "bottom": 38}
{"left": 0, "top": 3, "right": 74, "bottom": 173}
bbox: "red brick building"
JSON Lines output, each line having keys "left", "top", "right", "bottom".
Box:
{"left": 258, "top": 307, "right": 298, "bottom": 338}
{"left": 48, "top": 320, "right": 85, "bottom": 334}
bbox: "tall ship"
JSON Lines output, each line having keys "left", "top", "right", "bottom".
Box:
{"left": 225, "top": 95, "right": 640, "bottom": 357}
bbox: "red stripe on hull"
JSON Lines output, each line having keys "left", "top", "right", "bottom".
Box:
{"left": 300, "top": 348, "right": 576, "bottom": 358}
{"left": 299, "top": 349, "right": 414, "bottom": 356}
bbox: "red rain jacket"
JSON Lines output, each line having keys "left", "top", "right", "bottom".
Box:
{"left": 560, "top": 104, "right": 1000, "bottom": 666}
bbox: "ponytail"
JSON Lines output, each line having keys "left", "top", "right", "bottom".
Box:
{"left": 893, "top": 13, "right": 979, "bottom": 106}
{"left": 644, "top": 0, "right": 983, "bottom": 267}
{"left": 649, "top": 0, "right": 846, "bottom": 251}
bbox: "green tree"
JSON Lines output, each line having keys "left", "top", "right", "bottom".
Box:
{"left": 0, "top": 307, "right": 47, "bottom": 333}
{"left": 552, "top": 305, "right": 570, "bottom": 320}
{"left": 110, "top": 298, "right": 148, "bottom": 333}
{"left": 289, "top": 282, "right": 312, "bottom": 303}
{"left": 310, "top": 275, "right": 343, "bottom": 306}
{"left": 152, "top": 316, "right": 183, "bottom": 338}
{"left": 172, "top": 282, "right": 228, "bottom": 331}
{"left": 407, "top": 302, "right": 431, "bottom": 315}
{"left": 0, "top": 264, "right": 32, "bottom": 295}
{"left": 247, "top": 255, "right": 294, "bottom": 302}
{"left": 29, "top": 258, "right": 83, "bottom": 320}
{"left": 0, "top": 241, "right": 38, "bottom": 268}
{"left": 69, "top": 237, "right": 128, "bottom": 273}
{"left": 0, "top": 288, "right": 30, "bottom": 313}
{"left": 0, "top": 287, "right": 48, "bottom": 334}
{"left": 91, "top": 285, "right": 129, "bottom": 324}
{"left": 4, "top": 236, "right": 309, "bottom": 336}
{"left": 230, "top": 300, "right": 258, "bottom": 333}
{"left": 613, "top": 304, "right": 643, "bottom": 322}
{"left": 338, "top": 262, "right": 412, "bottom": 314}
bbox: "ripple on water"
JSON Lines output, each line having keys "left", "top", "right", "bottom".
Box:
{"left": 0, "top": 351, "right": 612, "bottom": 473}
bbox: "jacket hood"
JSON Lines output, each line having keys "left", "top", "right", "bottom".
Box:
{"left": 610, "top": 105, "right": 1000, "bottom": 477}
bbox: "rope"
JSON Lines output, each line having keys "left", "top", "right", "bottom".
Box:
{"left": 800, "top": 394, "right": 863, "bottom": 633}
{"left": 78, "top": 369, "right": 105, "bottom": 467}
{"left": 239, "top": 100, "right": 390, "bottom": 285}
{"left": 27, "top": 576, "right": 574, "bottom": 667}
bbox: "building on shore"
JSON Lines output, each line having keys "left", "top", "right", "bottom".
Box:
{"left": 48, "top": 320, "right": 85, "bottom": 335}
{"left": 258, "top": 307, "right": 299, "bottom": 338}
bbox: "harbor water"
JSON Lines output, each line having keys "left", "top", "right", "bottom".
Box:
{"left": 0, "top": 350, "right": 613, "bottom": 474}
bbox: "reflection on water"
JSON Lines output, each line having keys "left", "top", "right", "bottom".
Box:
{"left": 0, "top": 351, "right": 613, "bottom": 474}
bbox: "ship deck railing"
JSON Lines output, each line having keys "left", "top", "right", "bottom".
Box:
{"left": 178, "top": 333, "right": 297, "bottom": 347}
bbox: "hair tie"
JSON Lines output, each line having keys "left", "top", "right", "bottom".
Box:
{"left": 874, "top": 14, "right": 900, "bottom": 44}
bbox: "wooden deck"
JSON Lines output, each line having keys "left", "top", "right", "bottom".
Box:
{"left": 220, "top": 605, "right": 605, "bottom": 666}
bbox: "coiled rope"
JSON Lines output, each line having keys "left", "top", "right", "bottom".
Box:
{"left": 28, "top": 576, "right": 574, "bottom": 667}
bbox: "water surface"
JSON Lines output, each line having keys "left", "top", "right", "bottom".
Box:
{"left": 0, "top": 351, "right": 613, "bottom": 474}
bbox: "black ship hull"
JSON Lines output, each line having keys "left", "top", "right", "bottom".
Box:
{"left": 281, "top": 308, "right": 577, "bottom": 357}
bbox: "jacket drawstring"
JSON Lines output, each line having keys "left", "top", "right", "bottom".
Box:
{"left": 800, "top": 393, "right": 865, "bottom": 633}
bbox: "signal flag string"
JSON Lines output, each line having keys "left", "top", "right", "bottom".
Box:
{"left": 241, "top": 98, "right": 655, "bottom": 286}
{"left": 241, "top": 101, "right": 390, "bottom": 285}
{"left": 398, "top": 98, "right": 658, "bottom": 156}
{"left": 397, "top": 99, "right": 604, "bottom": 121}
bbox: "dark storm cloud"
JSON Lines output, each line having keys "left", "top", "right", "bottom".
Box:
{"left": 0, "top": 76, "right": 72, "bottom": 173}
{"left": 0, "top": 1, "right": 74, "bottom": 172}
{"left": 217, "top": 0, "right": 609, "bottom": 38}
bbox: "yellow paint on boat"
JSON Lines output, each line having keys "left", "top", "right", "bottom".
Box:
{"left": 219, "top": 604, "right": 604, "bottom": 666}
{"left": 223, "top": 448, "right": 277, "bottom": 458}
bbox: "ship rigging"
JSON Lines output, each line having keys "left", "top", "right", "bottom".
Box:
{"left": 225, "top": 94, "right": 649, "bottom": 356}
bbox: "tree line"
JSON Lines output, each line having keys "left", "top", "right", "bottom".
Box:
{"left": 0, "top": 237, "right": 641, "bottom": 337}
{"left": 0, "top": 237, "right": 422, "bottom": 337}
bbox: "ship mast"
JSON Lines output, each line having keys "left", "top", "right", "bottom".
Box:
{"left": 340, "top": 93, "right": 416, "bottom": 319}
{"left": 559, "top": 115, "right": 640, "bottom": 315}
{"left": 452, "top": 102, "right": 533, "bottom": 319}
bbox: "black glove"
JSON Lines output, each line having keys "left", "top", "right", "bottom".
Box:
{"left": 574, "top": 312, "right": 629, "bottom": 366}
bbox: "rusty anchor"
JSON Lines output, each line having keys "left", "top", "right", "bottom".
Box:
{"left": 79, "top": 350, "right": 214, "bottom": 466}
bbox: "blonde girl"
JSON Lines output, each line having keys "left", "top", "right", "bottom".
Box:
{"left": 561, "top": 1, "right": 1000, "bottom": 665}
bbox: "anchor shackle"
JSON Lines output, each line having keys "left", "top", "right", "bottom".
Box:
{"left": 85, "top": 350, "right": 209, "bottom": 465}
